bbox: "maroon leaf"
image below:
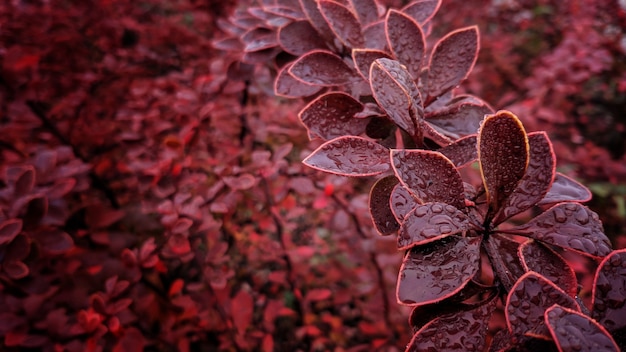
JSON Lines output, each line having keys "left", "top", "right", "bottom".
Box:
{"left": 362, "top": 20, "right": 387, "bottom": 50}
{"left": 519, "top": 240, "right": 577, "bottom": 297}
{"left": 352, "top": 49, "right": 392, "bottom": 80}
{"left": 278, "top": 20, "right": 328, "bottom": 55}
{"left": 303, "top": 136, "right": 390, "bottom": 176}
{"left": 397, "top": 235, "right": 480, "bottom": 306}
{"left": 0, "top": 219, "right": 23, "bottom": 246}
{"left": 14, "top": 166, "right": 35, "bottom": 198}
{"left": 212, "top": 37, "right": 243, "bottom": 51}
{"left": 426, "top": 100, "right": 492, "bottom": 139}
{"left": 506, "top": 272, "right": 580, "bottom": 339}
{"left": 402, "top": 0, "right": 442, "bottom": 24}
{"left": 275, "top": 63, "right": 323, "bottom": 98}
{"left": 33, "top": 229, "right": 74, "bottom": 254}
{"left": 370, "top": 58, "right": 420, "bottom": 137}
{"left": 391, "top": 149, "right": 466, "bottom": 210}
{"left": 494, "top": 132, "right": 556, "bottom": 224}
{"left": 478, "top": 111, "right": 529, "bottom": 213}
{"left": 369, "top": 175, "right": 400, "bottom": 236}
{"left": 4, "top": 260, "right": 29, "bottom": 279}
{"left": 546, "top": 305, "right": 619, "bottom": 352}
{"left": 490, "top": 234, "right": 526, "bottom": 280}
{"left": 349, "top": 0, "right": 379, "bottom": 26}
{"left": 426, "top": 26, "right": 479, "bottom": 99}
{"left": 289, "top": 50, "right": 357, "bottom": 86}
{"left": 438, "top": 134, "right": 478, "bottom": 167}
{"left": 385, "top": 10, "right": 425, "bottom": 79}
{"left": 390, "top": 183, "right": 419, "bottom": 222}
{"left": 407, "top": 292, "right": 496, "bottom": 352}
{"left": 592, "top": 249, "right": 626, "bottom": 332}
{"left": 242, "top": 47, "right": 280, "bottom": 64}
{"left": 241, "top": 27, "right": 277, "bottom": 52}
{"left": 299, "top": 0, "right": 334, "bottom": 41}
{"left": 539, "top": 173, "right": 592, "bottom": 205}
{"left": 398, "top": 202, "right": 474, "bottom": 249}
{"left": 503, "top": 203, "right": 611, "bottom": 258}
{"left": 318, "top": 0, "right": 364, "bottom": 48}
{"left": 263, "top": 5, "right": 305, "bottom": 20}
{"left": 298, "top": 92, "right": 368, "bottom": 140}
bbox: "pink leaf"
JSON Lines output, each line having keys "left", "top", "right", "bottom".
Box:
{"left": 289, "top": 50, "right": 357, "bottom": 86}
{"left": 303, "top": 136, "right": 390, "bottom": 176}
{"left": 318, "top": 0, "right": 364, "bottom": 48}
{"left": 298, "top": 92, "right": 368, "bottom": 140}
{"left": 385, "top": 10, "right": 425, "bottom": 79}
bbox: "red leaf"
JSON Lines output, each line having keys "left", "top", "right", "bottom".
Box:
{"left": 351, "top": 48, "right": 392, "bottom": 80}
{"left": 519, "top": 240, "right": 578, "bottom": 297}
{"left": 391, "top": 149, "right": 466, "bottom": 210}
{"left": 34, "top": 229, "right": 74, "bottom": 254}
{"left": 0, "top": 219, "right": 22, "bottom": 245}
{"left": 289, "top": 50, "right": 357, "bottom": 86}
{"left": 305, "top": 288, "right": 332, "bottom": 301}
{"left": 539, "top": 172, "right": 592, "bottom": 205}
{"left": 426, "top": 98, "right": 493, "bottom": 139}
{"left": 368, "top": 175, "right": 400, "bottom": 236}
{"left": 299, "top": 0, "right": 334, "bottom": 41}
{"left": 241, "top": 27, "right": 277, "bottom": 52}
{"left": 437, "top": 134, "right": 478, "bottom": 167}
{"left": 349, "top": 0, "right": 379, "bottom": 26}
{"left": 426, "top": 26, "right": 479, "bottom": 99}
{"left": 223, "top": 174, "right": 257, "bottom": 190}
{"left": 397, "top": 236, "right": 480, "bottom": 306}
{"left": 390, "top": 183, "right": 419, "bottom": 222}
{"left": 401, "top": 0, "right": 442, "bottom": 24}
{"left": 398, "top": 202, "right": 474, "bottom": 249}
{"left": 232, "top": 289, "right": 254, "bottom": 335}
{"left": 298, "top": 92, "right": 368, "bottom": 140}
{"left": 274, "top": 63, "right": 322, "bottom": 98}
{"left": 362, "top": 20, "right": 387, "bottom": 50}
{"left": 592, "top": 249, "right": 626, "bottom": 332}
{"left": 14, "top": 167, "right": 35, "bottom": 198}
{"left": 4, "top": 260, "right": 29, "bottom": 279}
{"left": 278, "top": 20, "right": 328, "bottom": 55}
{"left": 85, "top": 204, "right": 125, "bottom": 229}
{"left": 546, "top": 305, "right": 619, "bottom": 352}
{"left": 303, "top": 136, "right": 390, "bottom": 176}
{"left": 318, "top": 0, "right": 364, "bottom": 48}
{"left": 385, "top": 10, "right": 425, "bottom": 79}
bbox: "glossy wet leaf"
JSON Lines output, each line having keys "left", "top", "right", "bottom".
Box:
{"left": 438, "top": 134, "right": 478, "bottom": 167}
{"left": 318, "top": 0, "right": 364, "bottom": 48}
{"left": 370, "top": 58, "right": 419, "bottom": 136}
{"left": 369, "top": 175, "right": 400, "bottom": 236}
{"left": 299, "top": 92, "right": 368, "bottom": 140}
{"left": 362, "top": 20, "right": 387, "bottom": 50}
{"left": 494, "top": 132, "right": 556, "bottom": 224}
{"left": 289, "top": 50, "right": 356, "bottom": 86}
{"left": 398, "top": 202, "right": 474, "bottom": 249}
{"left": 539, "top": 173, "right": 592, "bottom": 205}
{"left": 299, "top": 0, "right": 334, "bottom": 41}
{"left": 278, "top": 20, "right": 328, "bottom": 55}
{"left": 592, "top": 249, "right": 626, "bottom": 333}
{"left": 506, "top": 272, "right": 579, "bottom": 339}
{"left": 390, "top": 183, "right": 419, "bottom": 222}
{"left": 520, "top": 240, "right": 577, "bottom": 297}
{"left": 397, "top": 236, "right": 481, "bottom": 306}
{"left": 546, "top": 305, "right": 619, "bottom": 352}
{"left": 391, "top": 149, "right": 466, "bottom": 210}
{"left": 385, "top": 10, "right": 425, "bottom": 79}
{"left": 478, "top": 111, "right": 529, "bottom": 212}
{"left": 275, "top": 63, "right": 323, "bottom": 98}
{"left": 303, "top": 136, "right": 390, "bottom": 176}
{"left": 426, "top": 101, "right": 492, "bottom": 139}
{"left": 352, "top": 49, "right": 392, "bottom": 80}
{"left": 402, "top": 0, "right": 441, "bottom": 24}
{"left": 0, "top": 219, "right": 23, "bottom": 246}
{"left": 504, "top": 203, "right": 611, "bottom": 258}
{"left": 426, "top": 26, "right": 479, "bottom": 98}
{"left": 490, "top": 234, "right": 526, "bottom": 281}
{"left": 407, "top": 292, "right": 496, "bottom": 352}
{"left": 349, "top": 0, "right": 379, "bottom": 26}
{"left": 241, "top": 27, "right": 277, "bottom": 52}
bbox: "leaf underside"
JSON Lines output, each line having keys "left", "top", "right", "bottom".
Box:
{"left": 398, "top": 202, "right": 472, "bottom": 249}
{"left": 303, "top": 136, "right": 390, "bottom": 176}
{"left": 369, "top": 175, "right": 400, "bottom": 236}
{"left": 592, "top": 249, "right": 626, "bottom": 333}
{"left": 519, "top": 240, "right": 578, "bottom": 297}
{"left": 299, "top": 92, "right": 368, "bottom": 140}
{"left": 546, "top": 305, "right": 619, "bottom": 352}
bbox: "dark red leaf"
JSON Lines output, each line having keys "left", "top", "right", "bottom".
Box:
{"left": 407, "top": 292, "right": 496, "bottom": 351}
{"left": 592, "top": 249, "right": 626, "bottom": 332}
{"left": 397, "top": 236, "right": 480, "bottom": 306}
{"left": 490, "top": 234, "right": 526, "bottom": 280}
{"left": 85, "top": 205, "right": 125, "bottom": 229}
{"left": 398, "top": 202, "right": 474, "bottom": 249}
{"left": 494, "top": 132, "right": 556, "bottom": 224}
{"left": 241, "top": 27, "right": 277, "bottom": 52}
{"left": 426, "top": 26, "right": 479, "bottom": 98}
{"left": 274, "top": 63, "right": 323, "bottom": 98}
{"left": 14, "top": 167, "right": 35, "bottom": 198}
{"left": 318, "top": 0, "right": 364, "bottom": 48}
{"left": 520, "top": 240, "right": 577, "bottom": 297}
{"left": 362, "top": 20, "right": 387, "bottom": 50}
{"left": 299, "top": 0, "right": 334, "bottom": 41}
{"left": 34, "top": 229, "right": 74, "bottom": 254}
{"left": 546, "top": 305, "right": 619, "bottom": 352}
{"left": 5, "top": 234, "right": 30, "bottom": 261}
{"left": 305, "top": 288, "right": 332, "bottom": 301}
{"left": 0, "top": 219, "right": 22, "bottom": 246}
{"left": 303, "top": 136, "right": 390, "bottom": 176}
{"left": 263, "top": 5, "right": 305, "bottom": 20}
{"left": 478, "top": 111, "right": 529, "bottom": 212}
{"left": 242, "top": 47, "right": 280, "bottom": 64}
{"left": 289, "top": 50, "right": 357, "bottom": 86}
{"left": 351, "top": 49, "right": 392, "bottom": 80}
{"left": 369, "top": 175, "right": 400, "bottom": 236}
{"left": 298, "top": 92, "right": 369, "bottom": 140}
{"left": 24, "top": 196, "right": 47, "bottom": 225}
{"left": 539, "top": 173, "right": 592, "bottom": 206}
{"left": 232, "top": 289, "right": 254, "bottom": 335}
{"left": 385, "top": 10, "right": 425, "bottom": 79}
{"left": 4, "top": 260, "right": 29, "bottom": 279}
{"left": 402, "top": 0, "right": 442, "bottom": 24}
{"left": 390, "top": 183, "right": 419, "bottom": 222}
{"left": 504, "top": 203, "right": 611, "bottom": 258}
{"left": 212, "top": 37, "right": 243, "bottom": 51}
{"left": 426, "top": 100, "right": 493, "bottom": 139}
{"left": 278, "top": 20, "right": 328, "bottom": 55}
{"left": 506, "top": 272, "right": 579, "bottom": 339}
{"left": 349, "top": 0, "right": 379, "bottom": 26}
{"left": 437, "top": 134, "right": 478, "bottom": 167}
{"left": 391, "top": 149, "right": 466, "bottom": 210}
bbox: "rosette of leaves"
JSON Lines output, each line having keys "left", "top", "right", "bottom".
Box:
{"left": 365, "top": 110, "right": 615, "bottom": 350}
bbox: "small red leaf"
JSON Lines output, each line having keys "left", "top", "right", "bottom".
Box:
{"left": 289, "top": 50, "right": 357, "bottom": 86}
{"left": 391, "top": 149, "right": 466, "bottom": 210}
{"left": 386, "top": 10, "right": 425, "bottom": 79}
{"left": 4, "top": 260, "right": 29, "bottom": 279}
{"left": 592, "top": 249, "right": 626, "bottom": 333}
{"left": 352, "top": 49, "right": 392, "bottom": 80}
{"left": 546, "top": 305, "right": 619, "bottom": 352}
{"left": 223, "top": 174, "right": 257, "bottom": 190}
{"left": 232, "top": 289, "right": 254, "bottom": 335}
{"left": 305, "top": 288, "right": 332, "bottom": 301}
{"left": 369, "top": 175, "right": 400, "bottom": 236}
{"left": 519, "top": 240, "right": 578, "bottom": 297}
{"left": 437, "top": 134, "right": 478, "bottom": 167}
{"left": 398, "top": 202, "right": 473, "bottom": 249}
{"left": 401, "top": 0, "right": 442, "bottom": 24}
{"left": 35, "top": 229, "right": 74, "bottom": 254}
{"left": 539, "top": 173, "right": 592, "bottom": 205}
{"left": 397, "top": 236, "right": 480, "bottom": 306}
{"left": 390, "top": 183, "right": 419, "bottom": 222}
{"left": 278, "top": 20, "right": 328, "bottom": 55}
{"left": 318, "top": 0, "right": 364, "bottom": 48}
{"left": 299, "top": 92, "right": 368, "bottom": 140}
{"left": 426, "top": 26, "right": 479, "bottom": 99}
{"left": 0, "top": 219, "right": 22, "bottom": 245}
{"left": 303, "top": 136, "right": 390, "bottom": 176}
{"left": 274, "top": 63, "right": 322, "bottom": 98}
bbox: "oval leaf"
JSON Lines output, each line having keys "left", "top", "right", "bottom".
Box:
{"left": 299, "top": 92, "right": 368, "bottom": 140}
{"left": 299, "top": 0, "right": 335, "bottom": 41}
{"left": 397, "top": 236, "right": 481, "bottom": 306}
{"left": 352, "top": 49, "right": 392, "bottom": 80}
{"left": 426, "top": 101, "right": 492, "bottom": 139}
{"left": 275, "top": 63, "right": 323, "bottom": 98}
{"left": 390, "top": 183, "right": 419, "bottom": 222}
{"left": 386, "top": 10, "right": 425, "bottom": 79}
{"left": 546, "top": 305, "right": 619, "bottom": 352}
{"left": 520, "top": 240, "right": 578, "bottom": 297}
{"left": 478, "top": 111, "right": 529, "bottom": 213}
{"left": 350, "top": 0, "right": 379, "bottom": 26}
{"left": 318, "top": 0, "right": 364, "bottom": 48}
{"left": 592, "top": 249, "right": 626, "bottom": 333}
{"left": 278, "top": 20, "right": 328, "bottom": 55}
{"left": 391, "top": 149, "right": 466, "bottom": 210}
{"left": 289, "top": 50, "right": 356, "bottom": 86}
{"left": 398, "top": 202, "right": 473, "bottom": 249}
{"left": 303, "top": 136, "right": 390, "bottom": 176}
{"left": 438, "top": 134, "right": 478, "bottom": 167}
{"left": 241, "top": 27, "right": 277, "bottom": 52}
{"left": 402, "top": 0, "right": 442, "bottom": 24}
{"left": 0, "top": 219, "right": 23, "bottom": 246}
{"left": 426, "top": 26, "right": 479, "bottom": 99}
{"left": 503, "top": 202, "right": 612, "bottom": 258}
{"left": 369, "top": 175, "right": 400, "bottom": 236}
{"left": 539, "top": 173, "right": 592, "bottom": 205}
{"left": 362, "top": 20, "right": 387, "bottom": 50}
